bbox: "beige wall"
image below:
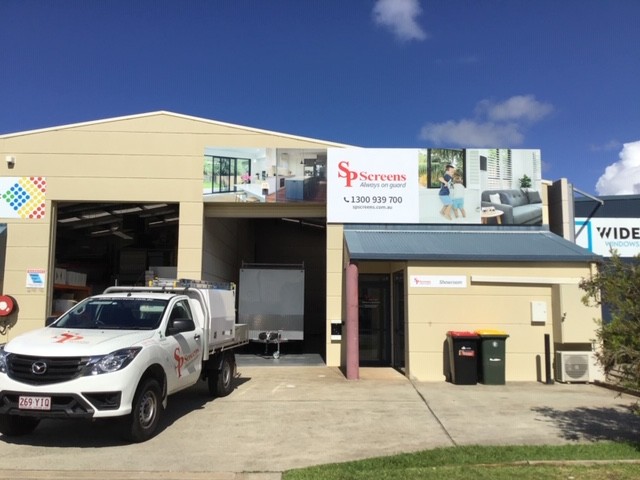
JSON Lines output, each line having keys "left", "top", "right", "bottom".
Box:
{"left": 1, "top": 113, "right": 596, "bottom": 380}
{"left": 325, "top": 224, "right": 344, "bottom": 367}
{"left": 406, "top": 262, "right": 599, "bottom": 381}
{"left": 551, "top": 281, "right": 599, "bottom": 345}
{"left": 0, "top": 112, "right": 345, "bottom": 342}
{"left": 548, "top": 179, "right": 574, "bottom": 240}
{"left": 0, "top": 215, "right": 52, "bottom": 338}
{"left": 0, "top": 115, "right": 210, "bottom": 340}
{"left": 326, "top": 253, "right": 600, "bottom": 382}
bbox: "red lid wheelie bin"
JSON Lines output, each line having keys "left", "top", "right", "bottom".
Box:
{"left": 446, "top": 331, "right": 479, "bottom": 385}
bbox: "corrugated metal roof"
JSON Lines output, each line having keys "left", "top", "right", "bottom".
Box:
{"left": 344, "top": 229, "right": 601, "bottom": 262}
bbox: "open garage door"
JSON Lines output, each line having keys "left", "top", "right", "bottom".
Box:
{"left": 52, "top": 202, "right": 179, "bottom": 314}
{"left": 203, "top": 208, "right": 327, "bottom": 358}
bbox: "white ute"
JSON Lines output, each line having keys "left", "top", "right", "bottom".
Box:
{"left": 0, "top": 279, "right": 248, "bottom": 442}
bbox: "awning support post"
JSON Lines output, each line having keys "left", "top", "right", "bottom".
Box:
{"left": 346, "top": 261, "right": 359, "bottom": 380}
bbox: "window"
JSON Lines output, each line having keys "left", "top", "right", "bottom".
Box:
{"left": 169, "top": 300, "right": 193, "bottom": 322}
{"left": 426, "top": 149, "right": 465, "bottom": 188}
{"left": 486, "top": 149, "right": 512, "bottom": 189}
{"left": 203, "top": 156, "right": 251, "bottom": 194}
{"left": 166, "top": 300, "right": 194, "bottom": 335}
{"left": 52, "top": 298, "right": 168, "bottom": 330}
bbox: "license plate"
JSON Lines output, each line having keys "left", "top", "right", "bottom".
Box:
{"left": 18, "top": 395, "right": 51, "bottom": 411}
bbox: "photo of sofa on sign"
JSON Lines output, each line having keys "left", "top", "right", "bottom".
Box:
{"left": 481, "top": 189, "right": 543, "bottom": 225}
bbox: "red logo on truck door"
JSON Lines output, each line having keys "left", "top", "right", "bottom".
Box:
{"left": 174, "top": 347, "right": 201, "bottom": 377}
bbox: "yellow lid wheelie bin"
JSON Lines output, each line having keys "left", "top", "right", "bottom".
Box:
{"left": 475, "top": 329, "right": 509, "bottom": 385}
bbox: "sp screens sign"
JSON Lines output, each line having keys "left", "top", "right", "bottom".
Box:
{"left": 329, "top": 148, "right": 418, "bottom": 223}
{"left": 328, "top": 148, "right": 543, "bottom": 225}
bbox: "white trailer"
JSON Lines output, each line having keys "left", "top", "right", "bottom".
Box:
{"left": 238, "top": 263, "right": 304, "bottom": 357}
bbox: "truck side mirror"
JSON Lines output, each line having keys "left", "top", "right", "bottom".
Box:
{"left": 45, "top": 316, "right": 59, "bottom": 326}
{"left": 166, "top": 318, "right": 195, "bottom": 336}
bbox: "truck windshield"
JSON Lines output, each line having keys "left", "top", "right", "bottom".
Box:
{"left": 51, "top": 297, "right": 168, "bottom": 330}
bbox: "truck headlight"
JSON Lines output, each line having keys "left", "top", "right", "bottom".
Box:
{"left": 85, "top": 347, "right": 142, "bottom": 375}
{"left": 0, "top": 345, "right": 7, "bottom": 374}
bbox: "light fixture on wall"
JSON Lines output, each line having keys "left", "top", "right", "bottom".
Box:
{"left": 5, "top": 156, "right": 15, "bottom": 168}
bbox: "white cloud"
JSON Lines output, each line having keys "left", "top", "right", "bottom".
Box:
{"left": 595, "top": 141, "right": 640, "bottom": 195}
{"left": 476, "top": 95, "right": 554, "bottom": 123}
{"left": 373, "top": 0, "right": 428, "bottom": 42}
{"left": 420, "top": 120, "right": 523, "bottom": 147}
{"left": 420, "top": 95, "right": 554, "bottom": 147}
{"left": 589, "top": 139, "right": 622, "bottom": 152}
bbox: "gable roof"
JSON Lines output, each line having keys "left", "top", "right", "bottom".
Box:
{"left": 0, "top": 111, "right": 350, "bottom": 147}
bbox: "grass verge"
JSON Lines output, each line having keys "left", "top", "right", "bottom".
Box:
{"left": 282, "top": 443, "right": 640, "bottom": 480}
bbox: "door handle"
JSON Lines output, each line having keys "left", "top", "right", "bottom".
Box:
{"left": 194, "top": 334, "right": 201, "bottom": 341}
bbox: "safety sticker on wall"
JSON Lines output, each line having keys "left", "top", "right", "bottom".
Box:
{"left": 26, "top": 268, "right": 46, "bottom": 289}
{"left": 0, "top": 177, "right": 46, "bottom": 219}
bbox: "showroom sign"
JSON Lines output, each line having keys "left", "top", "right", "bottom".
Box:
{"left": 410, "top": 275, "right": 468, "bottom": 288}
{"left": 575, "top": 217, "right": 640, "bottom": 257}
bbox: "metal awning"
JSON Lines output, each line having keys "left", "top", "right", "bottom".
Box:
{"left": 344, "top": 228, "right": 601, "bottom": 263}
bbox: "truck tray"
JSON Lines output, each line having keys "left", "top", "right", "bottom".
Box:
{"left": 210, "top": 323, "right": 249, "bottom": 353}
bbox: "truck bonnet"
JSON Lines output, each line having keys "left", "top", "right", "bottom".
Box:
{"left": 3, "top": 327, "right": 156, "bottom": 357}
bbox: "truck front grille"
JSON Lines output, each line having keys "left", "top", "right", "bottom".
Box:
{"left": 0, "top": 391, "right": 95, "bottom": 418}
{"left": 7, "top": 354, "right": 89, "bottom": 385}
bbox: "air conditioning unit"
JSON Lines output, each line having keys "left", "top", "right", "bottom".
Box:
{"left": 555, "top": 351, "right": 591, "bottom": 383}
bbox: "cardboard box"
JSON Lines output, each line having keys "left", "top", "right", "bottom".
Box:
{"left": 66, "top": 270, "right": 87, "bottom": 286}
{"left": 54, "top": 268, "right": 67, "bottom": 284}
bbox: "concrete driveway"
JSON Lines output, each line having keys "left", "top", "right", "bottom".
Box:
{"left": 0, "top": 364, "right": 639, "bottom": 480}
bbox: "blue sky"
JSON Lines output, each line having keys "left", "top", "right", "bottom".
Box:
{"left": 1, "top": 0, "right": 639, "bottom": 195}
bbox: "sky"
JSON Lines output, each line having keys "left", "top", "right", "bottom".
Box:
{"left": 1, "top": 0, "right": 639, "bottom": 196}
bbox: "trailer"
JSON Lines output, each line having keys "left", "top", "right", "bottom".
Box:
{"left": 238, "top": 263, "right": 304, "bottom": 358}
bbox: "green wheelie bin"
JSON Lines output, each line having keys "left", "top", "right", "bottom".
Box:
{"left": 475, "top": 329, "right": 509, "bottom": 385}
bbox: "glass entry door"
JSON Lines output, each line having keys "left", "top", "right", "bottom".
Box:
{"left": 359, "top": 274, "right": 391, "bottom": 365}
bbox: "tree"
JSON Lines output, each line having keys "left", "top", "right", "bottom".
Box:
{"left": 580, "top": 252, "right": 640, "bottom": 395}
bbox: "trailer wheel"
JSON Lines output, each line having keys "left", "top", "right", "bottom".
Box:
{"left": 208, "top": 353, "right": 235, "bottom": 397}
{"left": 124, "top": 378, "right": 163, "bottom": 443}
{"left": 0, "top": 414, "right": 40, "bottom": 436}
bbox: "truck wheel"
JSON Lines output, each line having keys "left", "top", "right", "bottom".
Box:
{"left": 0, "top": 414, "right": 40, "bottom": 436}
{"left": 124, "top": 378, "right": 163, "bottom": 443}
{"left": 208, "top": 353, "right": 235, "bottom": 397}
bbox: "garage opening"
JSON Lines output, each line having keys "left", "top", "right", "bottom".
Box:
{"left": 53, "top": 203, "right": 327, "bottom": 359}
{"left": 203, "top": 215, "right": 326, "bottom": 358}
{"left": 53, "top": 201, "right": 179, "bottom": 315}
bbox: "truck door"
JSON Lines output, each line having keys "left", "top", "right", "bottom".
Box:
{"left": 162, "top": 299, "right": 203, "bottom": 392}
